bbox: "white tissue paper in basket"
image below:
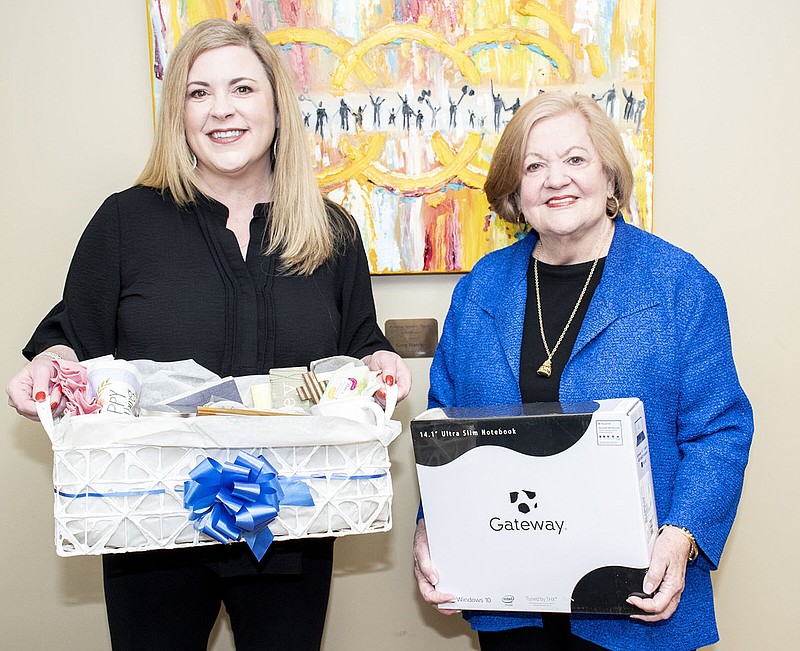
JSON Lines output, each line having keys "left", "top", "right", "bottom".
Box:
{"left": 47, "top": 359, "right": 401, "bottom": 557}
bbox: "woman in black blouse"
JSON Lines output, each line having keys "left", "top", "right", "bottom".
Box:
{"left": 6, "top": 19, "right": 409, "bottom": 651}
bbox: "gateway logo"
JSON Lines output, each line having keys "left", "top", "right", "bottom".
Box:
{"left": 488, "top": 488, "right": 566, "bottom": 534}
{"left": 510, "top": 489, "right": 537, "bottom": 513}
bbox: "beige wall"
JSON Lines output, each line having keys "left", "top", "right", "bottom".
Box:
{"left": 1, "top": 2, "right": 797, "bottom": 649}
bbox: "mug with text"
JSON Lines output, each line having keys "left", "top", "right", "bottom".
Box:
{"left": 88, "top": 360, "right": 142, "bottom": 416}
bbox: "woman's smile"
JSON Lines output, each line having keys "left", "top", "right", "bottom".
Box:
{"left": 207, "top": 128, "right": 247, "bottom": 142}
{"left": 544, "top": 195, "right": 579, "bottom": 208}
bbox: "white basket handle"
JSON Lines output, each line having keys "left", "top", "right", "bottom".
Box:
{"left": 36, "top": 399, "right": 56, "bottom": 442}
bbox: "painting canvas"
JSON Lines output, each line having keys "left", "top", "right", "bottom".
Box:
{"left": 147, "top": 1, "right": 655, "bottom": 274}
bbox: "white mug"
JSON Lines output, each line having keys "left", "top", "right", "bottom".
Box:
{"left": 311, "top": 396, "right": 386, "bottom": 426}
{"left": 87, "top": 360, "right": 142, "bottom": 416}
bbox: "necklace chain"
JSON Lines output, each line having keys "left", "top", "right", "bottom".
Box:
{"left": 533, "top": 226, "right": 614, "bottom": 378}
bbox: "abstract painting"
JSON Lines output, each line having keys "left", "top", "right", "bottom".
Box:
{"left": 147, "top": 1, "right": 655, "bottom": 273}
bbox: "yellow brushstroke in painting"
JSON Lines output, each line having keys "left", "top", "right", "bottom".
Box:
{"left": 513, "top": 0, "right": 607, "bottom": 76}
{"left": 639, "top": 0, "right": 656, "bottom": 231}
{"left": 164, "top": 0, "right": 230, "bottom": 44}
{"left": 513, "top": 0, "right": 579, "bottom": 62}
{"left": 187, "top": 0, "right": 228, "bottom": 26}
{"left": 147, "top": 7, "right": 158, "bottom": 130}
{"left": 601, "top": 0, "right": 655, "bottom": 231}
{"left": 464, "top": 1, "right": 568, "bottom": 87}
{"left": 610, "top": 0, "right": 628, "bottom": 67}
{"left": 638, "top": 0, "right": 656, "bottom": 129}
{"left": 341, "top": 133, "right": 483, "bottom": 195}
{"left": 318, "top": 134, "right": 387, "bottom": 189}
{"left": 467, "top": 0, "right": 508, "bottom": 31}
{"left": 330, "top": 22, "right": 482, "bottom": 89}
{"left": 583, "top": 44, "right": 608, "bottom": 78}
{"left": 166, "top": 0, "right": 183, "bottom": 46}
{"left": 458, "top": 29, "right": 573, "bottom": 80}
{"left": 267, "top": 28, "right": 376, "bottom": 85}
{"left": 327, "top": 180, "right": 381, "bottom": 271}
{"left": 430, "top": 133, "right": 486, "bottom": 189}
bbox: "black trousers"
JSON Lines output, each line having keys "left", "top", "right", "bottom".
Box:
{"left": 103, "top": 539, "right": 334, "bottom": 651}
{"left": 478, "top": 614, "right": 609, "bottom": 651}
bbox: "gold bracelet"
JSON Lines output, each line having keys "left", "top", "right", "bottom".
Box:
{"left": 659, "top": 524, "right": 699, "bottom": 562}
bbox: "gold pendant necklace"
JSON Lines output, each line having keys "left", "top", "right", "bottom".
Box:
{"left": 534, "top": 226, "right": 613, "bottom": 378}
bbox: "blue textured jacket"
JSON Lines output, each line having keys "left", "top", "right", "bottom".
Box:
{"left": 428, "top": 218, "right": 753, "bottom": 651}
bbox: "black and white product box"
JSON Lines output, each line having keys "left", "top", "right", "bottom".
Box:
{"left": 412, "top": 398, "right": 658, "bottom": 614}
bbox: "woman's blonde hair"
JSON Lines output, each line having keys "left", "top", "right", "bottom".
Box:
{"left": 484, "top": 92, "right": 634, "bottom": 223}
{"left": 137, "top": 19, "right": 335, "bottom": 275}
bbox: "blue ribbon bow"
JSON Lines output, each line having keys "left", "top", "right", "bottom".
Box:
{"left": 183, "top": 451, "right": 314, "bottom": 560}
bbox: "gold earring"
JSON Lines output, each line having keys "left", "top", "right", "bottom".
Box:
{"left": 607, "top": 195, "right": 620, "bottom": 218}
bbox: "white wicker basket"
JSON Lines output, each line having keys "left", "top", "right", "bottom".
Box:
{"left": 48, "top": 413, "right": 399, "bottom": 556}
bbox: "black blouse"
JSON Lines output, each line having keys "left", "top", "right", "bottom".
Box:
{"left": 519, "top": 256, "right": 606, "bottom": 403}
{"left": 24, "top": 185, "right": 390, "bottom": 374}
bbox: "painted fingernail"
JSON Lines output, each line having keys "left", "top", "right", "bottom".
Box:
{"left": 51, "top": 401, "right": 59, "bottom": 410}
{"left": 35, "top": 391, "right": 47, "bottom": 402}
{"left": 376, "top": 390, "right": 386, "bottom": 399}
{"left": 385, "top": 375, "right": 395, "bottom": 386}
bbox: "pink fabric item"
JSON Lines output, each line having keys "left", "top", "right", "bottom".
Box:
{"left": 50, "top": 359, "right": 102, "bottom": 416}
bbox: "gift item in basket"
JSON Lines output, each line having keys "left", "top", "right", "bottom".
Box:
{"left": 269, "top": 367, "right": 312, "bottom": 411}
{"left": 50, "top": 412, "right": 399, "bottom": 557}
{"left": 87, "top": 359, "right": 142, "bottom": 416}
{"left": 195, "top": 406, "right": 305, "bottom": 417}
{"left": 50, "top": 359, "right": 102, "bottom": 416}
{"left": 296, "top": 371, "right": 328, "bottom": 404}
{"left": 161, "top": 376, "right": 242, "bottom": 413}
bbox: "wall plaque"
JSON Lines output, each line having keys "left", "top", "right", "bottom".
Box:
{"left": 384, "top": 319, "right": 439, "bottom": 359}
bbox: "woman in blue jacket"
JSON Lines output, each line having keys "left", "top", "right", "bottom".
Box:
{"left": 412, "top": 92, "right": 752, "bottom": 651}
